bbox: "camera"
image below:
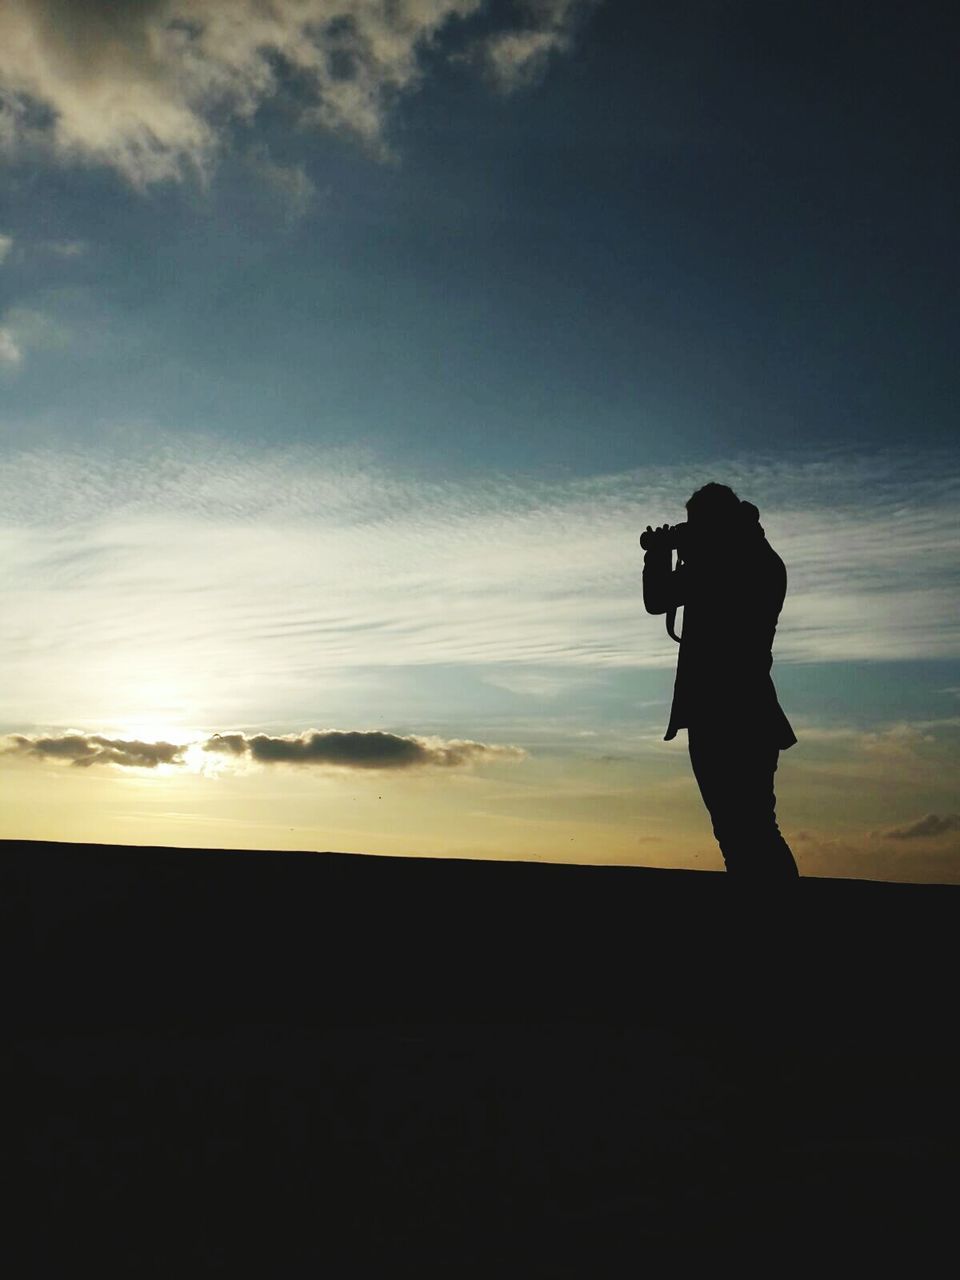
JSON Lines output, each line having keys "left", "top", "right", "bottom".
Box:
{"left": 639, "top": 521, "right": 688, "bottom": 552}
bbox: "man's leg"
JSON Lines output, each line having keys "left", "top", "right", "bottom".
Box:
{"left": 688, "top": 728, "right": 799, "bottom": 878}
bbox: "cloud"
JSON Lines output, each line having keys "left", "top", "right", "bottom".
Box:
{"left": 0, "top": 440, "right": 958, "bottom": 732}
{"left": 782, "top": 827, "right": 960, "bottom": 884}
{"left": 204, "top": 728, "right": 526, "bottom": 769}
{"left": 0, "top": 0, "right": 593, "bottom": 186}
{"left": 243, "top": 144, "right": 317, "bottom": 222}
{"left": 2, "top": 727, "right": 526, "bottom": 773}
{"left": 202, "top": 732, "right": 248, "bottom": 756}
{"left": 44, "top": 238, "right": 87, "bottom": 257}
{"left": 0, "top": 0, "right": 484, "bottom": 182}
{"left": 0, "top": 232, "right": 85, "bottom": 268}
{"left": 482, "top": 670, "right": 599, "bottom": 698}
{"left": 2, "top": 732, "right": 187, "bottom": 768}
{"left": 0, "top": 326, "right": 22, "bottom": 365}
{"left": 790, "top": 717, "right": 960, "bottom": 762}
{"left": 882, "top": 813, "right": 960, "bottom": 841}
{"left": 482, "top": 0, "right": 593, "bottom": 90}
{"left": 860, "top": 724, "right": 937, "bottom": 755}
{"left": 0, "top": 305, "right": 71, "bottom": 366}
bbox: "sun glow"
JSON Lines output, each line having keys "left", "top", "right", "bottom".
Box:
{"left": 181, "top": 740, "right": 235, "bottom": 776}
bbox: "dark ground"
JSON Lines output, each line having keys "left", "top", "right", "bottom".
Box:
{"left": 8, "top": 840, "right": 958, "bottom": 1274}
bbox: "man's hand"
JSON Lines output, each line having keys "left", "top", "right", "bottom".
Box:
{"left": 640, "top": 523, "right": 672, "bottom": 551}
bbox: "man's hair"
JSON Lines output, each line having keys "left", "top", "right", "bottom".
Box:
{"left": 685, "top": 482, "right": 741, "bottom": 519}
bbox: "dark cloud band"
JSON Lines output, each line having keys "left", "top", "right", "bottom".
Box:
{"left": 204, "top": 729, "right": 526, "bottom": 770}
{"left": 883, "top": 813, "right": 960, "bottom": 840}
{"left": 2, "top": 729, "right": 526, "bottom": 772}
{"left": 1, "top": 733, "right": 186, "bottom": 769}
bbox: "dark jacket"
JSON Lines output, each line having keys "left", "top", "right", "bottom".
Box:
{"left": 643, "top": 522, "right": 797, "bottom": 748}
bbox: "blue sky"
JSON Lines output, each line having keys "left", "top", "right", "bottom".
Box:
{"left": 1, "top": 0, "right": 958, "bottom": 880}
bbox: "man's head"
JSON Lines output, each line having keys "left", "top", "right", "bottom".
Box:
{"left": 685, "top": 482, "right": 742, "bottom": 531}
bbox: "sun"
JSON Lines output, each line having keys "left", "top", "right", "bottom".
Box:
{"left": 181, "top": 740, "right": 230, "bottom": 776}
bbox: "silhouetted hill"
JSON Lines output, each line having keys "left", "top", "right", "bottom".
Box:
{"left": 8, "top": 838, "right": 956, "bottom": 1027}
{"left": 11, "top": 840, "right": 958, "bottom": 1273}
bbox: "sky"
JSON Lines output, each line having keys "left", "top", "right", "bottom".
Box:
{"left": 1, "top": 0, "right": 958, "bottom": 882}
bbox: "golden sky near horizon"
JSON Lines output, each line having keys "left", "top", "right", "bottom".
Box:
{"left": 4, "top": 712, "right": 958, "bottom": 883}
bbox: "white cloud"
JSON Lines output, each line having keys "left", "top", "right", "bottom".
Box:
{"left": 0, "top": 232, "right": 12, "bottom": 262}
{"left": 0, "top": 0, "right": 593, "bottom": 186}
{"left": 0, "top": 0, "right": 484, "bottom": 183}
{"left": 0, "top": 440, "right": 957, "bottom": 730}
{"left": 0, "top": 326, "right": 22, "bottom": 365}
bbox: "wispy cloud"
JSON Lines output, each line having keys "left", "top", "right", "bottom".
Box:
{"left": 243, "top": 145, "right": 317, "bottom": 223}
{"left": 881, "top": 813, "right": 960, "bottom": 840}
{"left": 0, "top": 325, "right": 22, "bottom": 365}
{"left": 0, "top": 1, "right": 591, "bottom": 186}
{"left": 784, "top": 826, "right": 960, "bottom": 884}
{"left": 0, "top": 304, "right": 71, "bottom": 367}
{"left": 0, "top": 440, "right": 957, "bottom": 729}
{"left": 481, "top": 671, "right": 600, "bottom": 699}
{"left": 0, "top": 231, "right": 12, "bottom": 262}
{"left": 792, "top": 720, "right": 956, "bottom": 755}
{"left": 482, "top": 0, "right": 595, "bottom": 90}
{"left": 43, "top": 239, "right": 87, "bottom": 258}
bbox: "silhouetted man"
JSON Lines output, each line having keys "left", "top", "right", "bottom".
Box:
{"left": 642, "top": 483, "right": 799, "bottom": 879}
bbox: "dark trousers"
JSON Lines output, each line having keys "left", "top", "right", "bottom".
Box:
{"left": 687, "top": 727, "right": 799, "bottom": 878}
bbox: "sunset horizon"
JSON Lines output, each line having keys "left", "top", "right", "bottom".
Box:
{"left": 2, "top": 1, "right": 958, "bottom": 883}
